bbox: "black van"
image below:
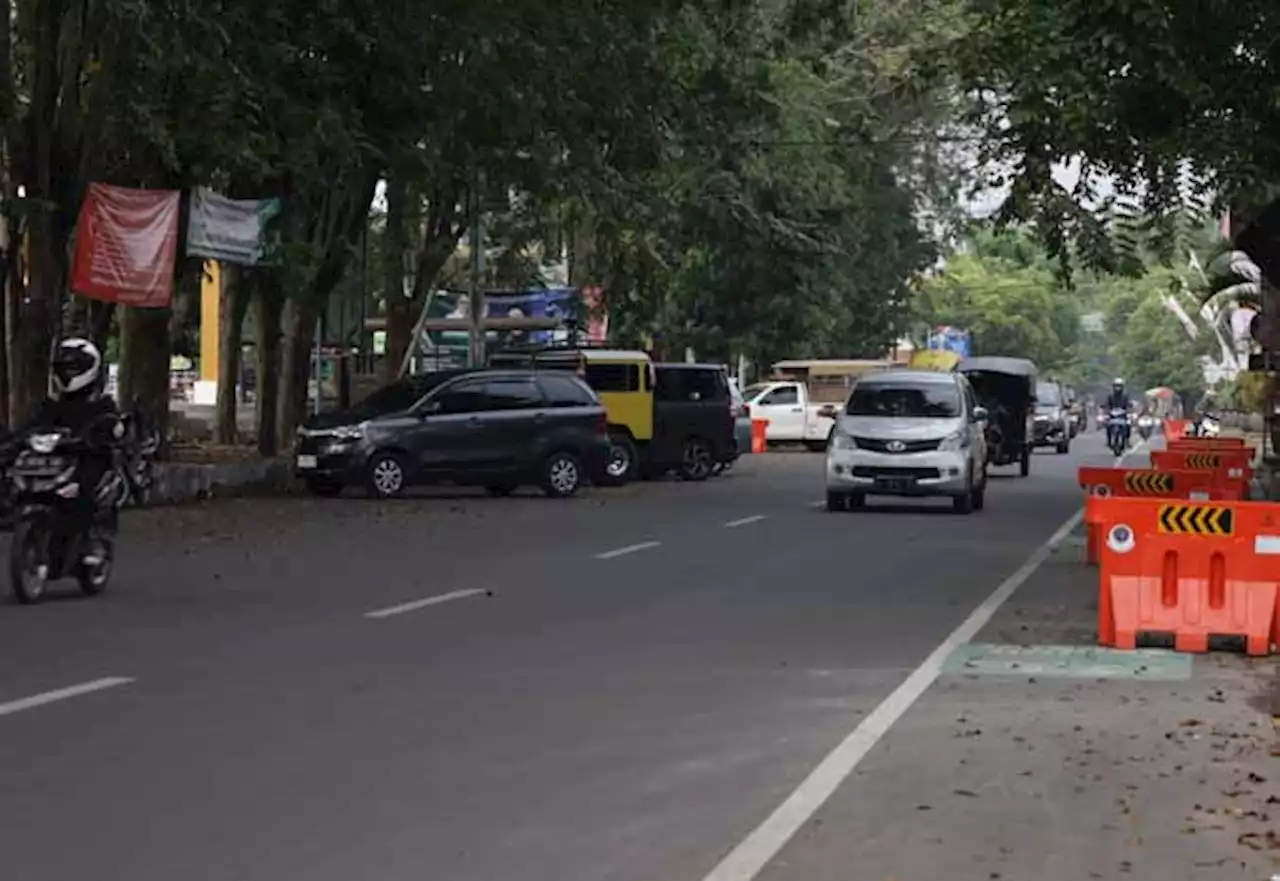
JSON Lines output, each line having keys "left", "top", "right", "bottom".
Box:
{"left": 650, "top": 363, "right": 736, "bottom": 480}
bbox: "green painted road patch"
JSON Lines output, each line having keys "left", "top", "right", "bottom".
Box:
{"left": 944, "top": 643, "right": 1192, "bottom": 681}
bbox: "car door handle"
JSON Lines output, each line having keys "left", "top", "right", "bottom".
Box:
{"left": 465, "top": 417, "right": 482, "bottom": 427}
{"left": 791, "top": 408, "right": 803, "bottom": 413}
{"left": 532, "top": 412, "right": 547, "bottom": 422}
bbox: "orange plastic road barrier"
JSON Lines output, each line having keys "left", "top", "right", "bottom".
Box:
{"left": 1164, "top": 419, "right": 1190, "bottom": 439}
{"left": 1167, "top": 441, "right": 1251, "bottom": 458}
{"left": 1151, "top": 449, "right": 1253, "bottom": 495}
{"left": 1078, "top": 467, "right": 1232, "bottom": 564}
{"left": 1091, "top": 496, "right": 1280, "bottom": 655}
{"left": 750, "top": 418, "right": 769, "bottom": 454}
{"left": 1167, "top": 437, "right": 1246, "bottom": 449}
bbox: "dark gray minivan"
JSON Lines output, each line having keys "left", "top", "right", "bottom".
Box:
{"left": 294, "top": 368, "right": 612, "bottom": 498}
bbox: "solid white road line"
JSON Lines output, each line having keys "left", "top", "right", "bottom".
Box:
{"left": 593, "top": 541, "right": 661, "bottom": 560}
{"left": 0, "top": 677, "right": 134, "bottom": 718}
{"left": 724, "top": 515, "right": 767, "bottom": 528}
{"left": 364, "top": 588, "right": 488, "bottom": 619}
{"left": 698, "top": 509, "right": 1084, "bottom": 881}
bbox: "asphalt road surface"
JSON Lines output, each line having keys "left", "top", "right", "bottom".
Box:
{"left": 1, "top": 432, "right": 1273, "bottom": 881}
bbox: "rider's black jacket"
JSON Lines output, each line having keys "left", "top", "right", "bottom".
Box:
{"left": 1105, "top": 390, "right": 1131, "bottom": 412}
{"left": 23, "top": 396, "right": 122, "bottom": 507}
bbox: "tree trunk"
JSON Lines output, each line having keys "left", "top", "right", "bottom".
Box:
{"left": 214, "top": 264, "right": 250, "bottom": 444}
{"left": 14, "top": 211, "right": 65, "bottom": 421}
{"left": 275, "top": 296, "right": 318, "bottom": 451}
{"left": 254, "top": 278, "right": 284, "bottom": 457}
{"left": 381, "top": 177, "right": 410, "bottom": 383}
{"left": 118, "top": 305, "right": 172, "bottom": 458}
{"left": 87, "top": 300, "right": 115, "bottom": 350}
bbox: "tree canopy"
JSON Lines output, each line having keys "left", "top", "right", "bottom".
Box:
{"left": 954, "top": 0, "right": 1280, "bottom": 265}
{"left": 916, "top": 227, "right": 1219, "bottom": 401}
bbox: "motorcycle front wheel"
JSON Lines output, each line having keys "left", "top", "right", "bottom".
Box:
{"left": 10, "top": 519, "right": 51, "bottom": 604}
{"left": 76, "top": 533, "right": 114, "bottom": 596}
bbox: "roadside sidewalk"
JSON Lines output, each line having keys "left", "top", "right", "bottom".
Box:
{"left": 758, "top": 522, "right": 1278, "bottom": 881}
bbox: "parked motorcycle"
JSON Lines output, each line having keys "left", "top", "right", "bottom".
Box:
{"left": 1107, "top": 408, "right": 1131, "bottom": 457}
{"left": 7, "top": 422, "right": 125, "bottom": 604}
{"left": 120, "top": 401, "right": 160, "bottom": 505}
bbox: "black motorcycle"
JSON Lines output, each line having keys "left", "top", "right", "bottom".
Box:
{"left": 1106, "top": 408, "right": 1131, "bottom": 457}
{"left": 8, "top": 424, "right": 124, "bottom": 604}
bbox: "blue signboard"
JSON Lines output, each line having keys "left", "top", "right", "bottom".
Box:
{"left": 927, "top": 325, "right": 971, "bottom": 357}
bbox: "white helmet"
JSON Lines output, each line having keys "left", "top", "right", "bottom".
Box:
{"left": 50, "top": 337, "right": 102, "bottom": 400}
{"left": 1112, "top": 377, "right": 1125, "bottom": 387}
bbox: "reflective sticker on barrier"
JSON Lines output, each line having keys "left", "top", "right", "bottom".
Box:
{"left": 1157, "top": 504, "right": 1234, "bottom": 536}
{"left": 1122, "top": 471, "right": 1172, "bottom": 493}
{"left": 1107, "top": 524, "right": 1136, "bottom": 553}
{"left": 1254, "top": 535, "right": 1280, "bottom": 555}
{"left": 1185, "top": 453, "right": 1220, "bottom": 468}
{"left": 1228, "top": 467, "right": 1243, "bottom": 478}
{"left": 1189, "top": 490, "right": 1209, "bottom": 501}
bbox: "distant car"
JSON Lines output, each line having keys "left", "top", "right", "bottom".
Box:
{"left": 825, "top": 369, "right": 989, "bottom": 514}
{"left": 293, "top": 368, "right": 612, "bottom": 498}
{"left": 1032, "top": 380, "right": 1071, "bottom": 454}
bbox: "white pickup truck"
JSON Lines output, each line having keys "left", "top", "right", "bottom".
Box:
{"left": 742, "top": 381, "right": 842, "bottom": 450}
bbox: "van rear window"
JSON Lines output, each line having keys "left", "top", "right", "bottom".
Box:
{"left": 585, "top": 363, "right": 641, "bottom": 392}
{"left": 655, "top": 367, "right": 729, "bottom": 402}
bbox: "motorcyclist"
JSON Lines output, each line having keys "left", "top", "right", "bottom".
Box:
{"left": 24, "top": 338, "right": 124, "bottom": 558}
{"left": 1105, "top": 378, "right": 1131, "bottom": 413}
{"left": 1104, "top": 378, "right": 1132, "bottom": 448}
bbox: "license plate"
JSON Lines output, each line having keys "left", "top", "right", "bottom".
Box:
{"left": 13, "top": 455, "right": 62, "bottom": 474}
{"left": 877, "top": 478, "right": 910, "bottom": 491}
{"left": 296, "top": 455, "right": 318, "bottom": 469}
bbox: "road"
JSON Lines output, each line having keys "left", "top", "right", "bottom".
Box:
{"left": 0, "top": 432, "right": 1275, "bottom": 881}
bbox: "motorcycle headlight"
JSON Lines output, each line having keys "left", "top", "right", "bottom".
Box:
{"left": 938, "top": 430, "right": 964, "bottom": 452}
{"left": 29, "top": 433, "right": 61, "bottom": 454}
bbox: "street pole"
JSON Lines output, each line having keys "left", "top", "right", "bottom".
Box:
{"left": 468, "top": 174, "right": 486, "bottom": 367}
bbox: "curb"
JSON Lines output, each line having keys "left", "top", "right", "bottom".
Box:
{"left": 148, "top": 459, "right": 292, "bottom": 505}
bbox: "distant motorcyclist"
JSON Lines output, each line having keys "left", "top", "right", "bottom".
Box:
{"left": 1105, "top": 378, "right": 1131, "bottom": 413}
{"left": 23, "top": 338, "right": 123, "bottom": 558}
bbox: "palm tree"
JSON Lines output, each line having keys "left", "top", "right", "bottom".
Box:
{"left": 1197, "top": 249, "right": 1262, "bottom": 313}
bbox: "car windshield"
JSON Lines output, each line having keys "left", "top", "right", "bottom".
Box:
{"left": 347, "top": 376, "right": 442, "bottom": 419}
{"left": 845, "top": 382, "right": 961, "bottom": 418}
{"left": 1035, "top": 382, "right": 1061, "bottom": 406}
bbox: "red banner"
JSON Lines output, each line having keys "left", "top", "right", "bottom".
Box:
{"left": 70, "top": 183, "right": 180, "bottom": 308}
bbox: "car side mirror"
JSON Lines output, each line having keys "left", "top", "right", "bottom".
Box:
{"left": 419, "top": 400, "right": 442, "bottom": 416}
{"left": 972, "top": 406, "right": 988, "bottom": 423}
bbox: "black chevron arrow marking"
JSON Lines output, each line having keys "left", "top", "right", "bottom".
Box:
{"left": 1156, "top": 504, "right": 1234, "bottom": 535}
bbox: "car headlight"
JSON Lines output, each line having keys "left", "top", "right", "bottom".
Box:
{"left": 938, "top": 430, "right": 964, "bottom": 452}
{"left": 830, "top": 430, "right": 856, "bottom": 451}
{"left": 332, "top": 424, "right": 365, "bottom": 441}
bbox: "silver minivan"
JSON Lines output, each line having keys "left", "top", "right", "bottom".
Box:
{"left": 825, "top": 369, "right": 988, "bottom": 513}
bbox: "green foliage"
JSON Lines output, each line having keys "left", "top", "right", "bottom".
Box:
{"left": 952, "top": 0, "right": 1280, "bottom": 269}
{"left": 916, "top": 228, "right": 1076, "bottom": 368}
{"left": 918, "top": 226, "right": 1217, "bottom": 400}
{"left": 591, "top": 1, "right": 947, "bottom": 366}
{"left": 1103, "top": 269, "right": 1217, "bottom": 400}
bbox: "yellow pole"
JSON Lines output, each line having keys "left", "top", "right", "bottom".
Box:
{"left": 200, "top": 260, "right": 221, "bottom": 383}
